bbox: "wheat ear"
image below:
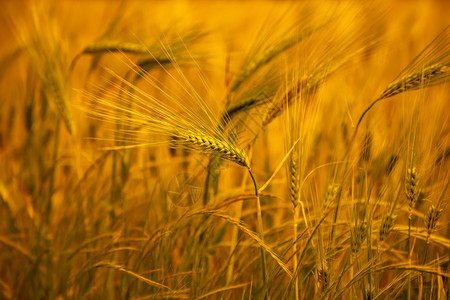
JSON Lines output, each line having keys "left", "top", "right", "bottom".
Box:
{"left": 288, "top": 151, "right": 300, "bottom": 208}
{"left": 230, "top": 23, "right": 324, "bottom": 92}
{"left": 263, "top": 74, "right": 315, "bottom": 127}
{"left": 405, "top": 167, "right": 420, "bottom": 217}
{"left": 354, "top": 26, "right": 450, "bottom": 134}
{"left": 178, "top": 130, "right": 249, "bottom": 168}
{"left": 378, "top": 214, "right": 396, "bottom": 242}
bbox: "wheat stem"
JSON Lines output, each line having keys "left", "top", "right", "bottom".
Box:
{"left": 256, "top": 193, "right": 268, "bottom": 299}
{"left": 408, "top": 217, "right": 411, "bottom": 300}
{"left": 293, "top": 205, "right": 300, "bottom": 300}
{"left": 248, "top": 169, "right": 268, "bottom": 298}
{"left": 249, "top": 169, "right": 258, "bottom": 197}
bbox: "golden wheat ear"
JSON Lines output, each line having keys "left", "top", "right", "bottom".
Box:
{"left": 71, "top": 26, "right": 206, "bottom": 72}
{"left": 355, "top": 26, "right": 450, "bottom": 131}
{"left": 384, "top": 26, "right": 450, "bottom": 95}
{"left": 174, "top": 130, "right": 250, "bottom": 168}
{"left": 81, "top": 45, "right": 252, "bottom": 173}
{"left": 14, "top": 6, "right": 75, "bottom": 135}
{"left": 229, "top": 21, "right": 326, "bottom": 93}
{"left": 261, "top": 20, "right": 381, "bottom": 129}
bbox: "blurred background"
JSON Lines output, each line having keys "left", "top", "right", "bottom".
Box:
{"left": 0, "top": 1, "right": 448, "bottom": 299}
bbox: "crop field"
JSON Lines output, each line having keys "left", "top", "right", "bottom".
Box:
{"left": 0, "top": 0, "right": 449, "bottom": 299}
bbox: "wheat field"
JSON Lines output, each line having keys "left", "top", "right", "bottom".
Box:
{"left": 0, "top": 0, "right": 449, "bottom": 299}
